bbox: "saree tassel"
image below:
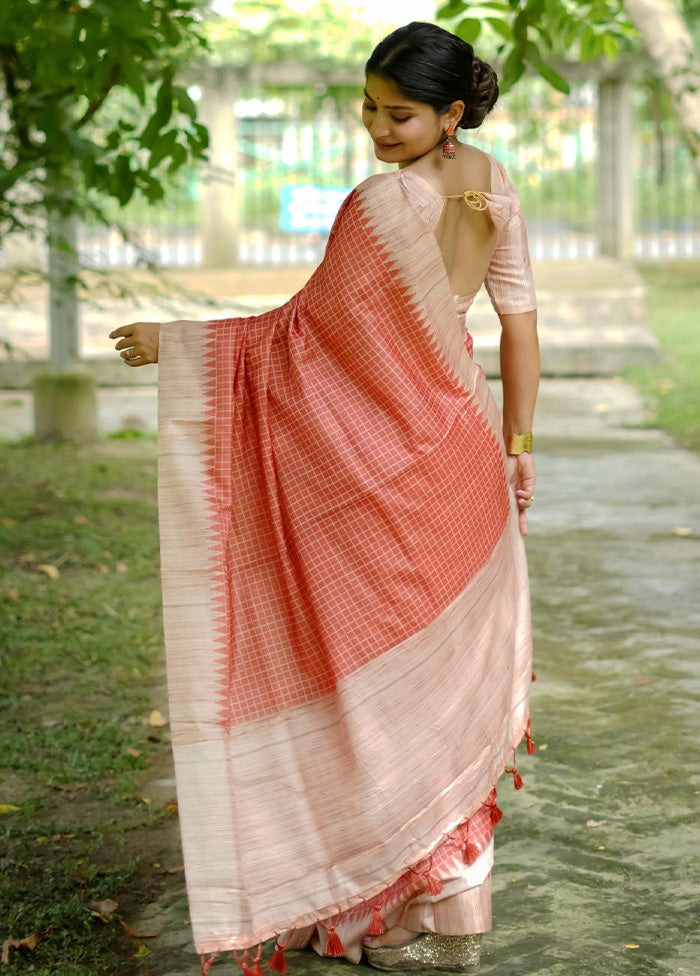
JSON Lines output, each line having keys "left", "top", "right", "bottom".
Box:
{"left": 268, "top": 936, "right": 289, "bottom": 974}
{"left": 200, "top": 949, "right": 222, "bottom": 975}
{"left": 532, "top": 671, "right": 537, "bottom": 681}
{"left": 324, "top": 926, "right": 345, "bottom": 957}
{"left": 526, "top": 718, "right": 535, "bottom": 755}
{"left": 464, "top": 841, "right": 481, "bottom": 865}
{"left": 233, "top": 948, "right": 254, "bottom": 976}
{"left": 425, "top": 873, "right": 443, "bottom": 894}
{"left": 251, "top": 943, "right": 265, "bottom": 976}
{"left": 365, "top": 904, "right": 385, "bottom": 936}
{"left": 505, "top": 751, "right": 523, "bottom": 790}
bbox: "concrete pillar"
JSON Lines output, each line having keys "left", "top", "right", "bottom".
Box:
{"left": 200, "top": 68, "right": 239, "bottom": 267}
{"left": 597, "top": 78, "right": 635, "bottom": 259}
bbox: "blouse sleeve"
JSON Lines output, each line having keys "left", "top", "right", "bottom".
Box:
{"left": 483, "top": 158, "right": 537, "bottom": 316}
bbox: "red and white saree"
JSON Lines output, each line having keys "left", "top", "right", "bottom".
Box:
{"left": 156, "top": 153, "right": 536, "bottom": 973}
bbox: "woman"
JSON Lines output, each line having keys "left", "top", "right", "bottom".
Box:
{"left": 110, "top": 21, "right": 538, "bottom": 975}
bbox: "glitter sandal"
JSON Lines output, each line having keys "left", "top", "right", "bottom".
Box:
{"left": 364, "top": 932, "right": 481, "bottom": 972}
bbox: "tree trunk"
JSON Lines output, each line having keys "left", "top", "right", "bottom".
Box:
{"left": 33, "top": 203, "right": 99, "bottom": 442}
{"left": 624, "top": 0, "right": 700, "bottom": 177}
{"left": 47, "top": 207, "right": 80, "bottom": 372}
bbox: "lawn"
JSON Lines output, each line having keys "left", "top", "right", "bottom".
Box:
{"left": 631, "top": 261, "right": 700, "bottom": 455}
{"left": 0, "top": 434, "right": 174, "bottom": 976}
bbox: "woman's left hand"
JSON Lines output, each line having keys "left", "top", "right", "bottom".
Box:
{"left": 109, "top": 321, "right": 160, "bottom": 366}
{"left": 506, "top": 452, "right": 536, "bottom": 536}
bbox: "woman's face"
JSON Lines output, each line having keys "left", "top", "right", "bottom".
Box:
{"left": 362, "top": 74, "right": 448, "bottom": 165}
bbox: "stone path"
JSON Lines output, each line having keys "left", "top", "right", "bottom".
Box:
{"left": 48, "top": 375, "right": 695, "bottom": 976}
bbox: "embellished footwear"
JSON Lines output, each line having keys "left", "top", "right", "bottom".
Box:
{"left": 364, "top": 932, "right": 481, "bottom": 972}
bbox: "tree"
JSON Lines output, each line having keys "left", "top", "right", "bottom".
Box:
{"left": 623, "top": 0, "right": 700, "bottom": 178}
{"left": 0, "top": 0, "right": 209, "bottom": 438}
{"left": 436, "top": 0, "right": 700, "bottom": 180}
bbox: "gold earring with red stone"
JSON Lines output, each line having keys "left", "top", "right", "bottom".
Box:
{"left": 442, "top": 124, "right": 456, "bottom": 159}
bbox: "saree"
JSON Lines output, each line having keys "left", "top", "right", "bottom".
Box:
{"left": 156, "top": 163, "right": 533, "bottom": 971}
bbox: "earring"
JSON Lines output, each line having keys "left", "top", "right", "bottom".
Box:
{"left": 442, "top": 124, "right": 456, "bottom": 159}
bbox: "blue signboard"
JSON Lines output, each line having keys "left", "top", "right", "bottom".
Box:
{"left": 280, "top": 185, "right": 353, "bottom": 234}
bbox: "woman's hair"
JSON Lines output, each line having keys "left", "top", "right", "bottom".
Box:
{"left": 365, "top": 21, "right": 499, "bottom": 130}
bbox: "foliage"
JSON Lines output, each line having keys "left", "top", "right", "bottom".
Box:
{"left": 629, "top": 261, "right": 700, "bottom": 454}
{"left": 436, "top": 0, "right": 638, "bottom": 93}
{"left": 207, "top": 0, "right": 376, "bottom": 68}
{"left": 0, "top": 0, "right": 210, "bottom": 240}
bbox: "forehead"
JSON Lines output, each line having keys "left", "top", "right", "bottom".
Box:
{"left": 364, "top": 74, "right": 427, "bottom": 109}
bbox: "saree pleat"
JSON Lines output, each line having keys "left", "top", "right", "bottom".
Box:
{"left": 157, "top": 168, "right": 532, "bottom": 958}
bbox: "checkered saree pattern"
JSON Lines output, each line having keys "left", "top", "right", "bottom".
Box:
{"left": 157, "top": 170, "right": 533, "bottom": 958}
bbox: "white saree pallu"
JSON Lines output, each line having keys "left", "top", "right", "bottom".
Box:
{"left": 156, "top": 167, "right": 534, "bottom": 973}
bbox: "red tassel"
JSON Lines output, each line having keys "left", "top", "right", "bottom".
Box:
{"left": 233, "top": 949, "right": 255, "bottom": 976}
{"left": 489, "top": 803, "right": 503, "bottom": 825}
{"left": 365, "top": 904, "right": 385, "bottom": 936}
{"left": 268, "top": 947, "right": 287, "bottom": 974}
{"left": 251, "top": 943, "right": 265, "bottom": 976}
{"left": 424, "top": 873, "right": 443, "bottom": 894}
{"left": 526, "top": 717, "right": 535, "bottom": 754}
{"left": 464, "top": 841, "right": 481, "bottom": 865}
{"left": 513, "top": 771, "right": 523, "bottom": 790}
{"left": 200, "top": 950, "right": 222, "bottom": 975}
{"left": 268, "top": 936, "right": 290, "bottom": 974}
{"left": 324, "top": 927, "right": 345, "bottom": 957}
{"left": 532, "top": 671, "right": 536, "bottom": 681}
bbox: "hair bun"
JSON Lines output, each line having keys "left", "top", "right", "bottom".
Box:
{"left": 460, "top": 56, "right": 499, "bottom": 129}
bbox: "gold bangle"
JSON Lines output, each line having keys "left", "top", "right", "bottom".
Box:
{"left": 508, "top": 432, "right": 533, "bottom": 455}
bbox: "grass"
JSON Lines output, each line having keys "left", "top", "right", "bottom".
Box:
{"left": 0, "top": 435, "right": 173, "bottom": 976}
{"left": 630, "top": 261, "right": 700, "bottom": 455}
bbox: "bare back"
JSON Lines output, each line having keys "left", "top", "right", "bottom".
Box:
{"left": 401, "top": 145, "right": 498, "bottom": 298}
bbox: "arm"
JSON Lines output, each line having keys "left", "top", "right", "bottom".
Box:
{"left": 499, "top": 309, "right": 539, "bottom": 536}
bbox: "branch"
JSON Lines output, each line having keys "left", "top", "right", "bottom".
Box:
{"left": 72, "top": 63, "right": 122, "bottom": 129}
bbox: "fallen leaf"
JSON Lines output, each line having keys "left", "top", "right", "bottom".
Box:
{"left": 37, "top": 563, "right": 60, "bottom": 580}
{"left": 1, "top": 927, "right": 53, "bottom": 965}
{"left": 115, "top": 561, "right": 128, "bottom": 573}
{"left": 148, "top": 709, "right": 167, "bottom": 728}
{"left": 96, "top": 563, "right": 110, "bottom": 574}
{"left": 152, "top": 862, "right": 161, "bottom": 868}
{"left": 2, "top": 517, "right": 17, "bottom": 527}
{"left": 538, "top": 743, "right": 548, "bottom": 751}
{"left": 87, "top": 898, "right": 118, "bottom": 921}
{"left": 73, "top": 514, "right": 91, "bottom": 525}
{"left": 166, "top": 865, "right": 184, "bottom": 874}
{"left": 102, "top": 603, "right": 119, "bottom": 618}
{"left": 141, "top": 797, "right": 152, "bottom": 805}
{"left": 18, "top": 552, "right": 38, "bottom": 563}
{"left": 54, "top": 781, "right": 89, "bottom": 796}
{"left": 127, "top": 748, "right": 141, "bottom": 758}
{"left": 4, "top": 588, "right": 19, "bottom": 602}
{"left": 586, "top": 819, "right": 608, "bottom": 827}
{"left": 133, "top": 941, "right": 152, "bottom": 957}
{"left": 0, "top": 804, "right": 21, "bottom": 814}
{"left": 30, "top": 502, "right": 47, "bottom": 513}
{"left": 624, "top": 944, "right": 640, "bottom": 949}
{"left": 636, "top": 679, "right": 650, "bottom": 686}
{"left": 671, "top": 527, "right": 692, "bottom": 537}
{"left": 119, "top": 919, "right": 158, "bottom": 939}
{"left": 597, "top": 845, "right": 606, "bottom": 850}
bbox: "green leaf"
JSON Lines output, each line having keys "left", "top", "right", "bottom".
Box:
{"left": 500, "top": 48, "right": 526, "bottom": 93}
{"left": 456, "top": 18, "right": 481, "bottom": 43}
{"left": 148, "top": 129, "right": 178, "bottom": 169}
{"left": 602, "top": 33, "right": 619, "bottom": 61}
{"left": 534, "top": 61, "right": 570, "bottom": 94}
{"left": 436, "top": 0, "right": 467, "bottom": 19}
{"left": 173, "top": 85, "right": 197, "bottom": 120}
{"left": 486, "top": 16, "right": 513, "bottom": 40}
